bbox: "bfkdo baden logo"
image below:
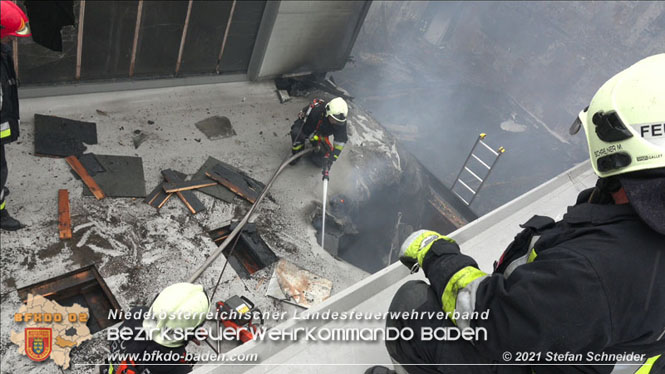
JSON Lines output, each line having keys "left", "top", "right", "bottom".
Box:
{"left": 25, "top": 328, "right": 52, "bottom": 362}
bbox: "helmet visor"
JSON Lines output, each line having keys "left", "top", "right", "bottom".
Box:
{"left": 14, "top": 18, "right": 30, "bottom": 36}
{"left": 329, "top": 112, "right": 346, "bottom": 123}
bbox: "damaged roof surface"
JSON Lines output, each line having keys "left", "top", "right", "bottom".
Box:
{"left": 1, "top": 81, "right": 410, "bottom": 373}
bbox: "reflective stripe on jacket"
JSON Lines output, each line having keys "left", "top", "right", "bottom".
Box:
{"left": 0, "top": 121, "right": 10, "bottom": 139}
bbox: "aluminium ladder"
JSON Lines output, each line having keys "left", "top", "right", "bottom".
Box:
{"left": 451, "top": 133, "right": 505, "bottom": 206}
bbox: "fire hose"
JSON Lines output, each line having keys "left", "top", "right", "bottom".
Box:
{"left": 187, "top": 148, "right": 314, "bottom": 284}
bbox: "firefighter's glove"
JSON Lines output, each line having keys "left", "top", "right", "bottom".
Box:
{"left": 399, "top": 230, "right": 456, "bottom": 273}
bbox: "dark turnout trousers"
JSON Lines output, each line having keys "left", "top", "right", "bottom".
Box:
{"left": 386, "top": 280, "right": 528, "bottom": 374}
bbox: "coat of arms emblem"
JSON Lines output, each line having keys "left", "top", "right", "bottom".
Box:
{"left": 25, "top": 328, "right": 52, "bottom": 362}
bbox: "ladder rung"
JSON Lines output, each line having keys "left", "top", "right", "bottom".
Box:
{"left": 479, "top": 140, "right": 499, "bottom": 156}
{"left": 471, "top": 154, "right": 491, "bottom": 169}
{"left": 464, "top": 166, "right": 483, "bottom": 182}
{"left": 458, "top": 180, "right": 476, "bottom": 194}
{"left": 453, "top": 191, "right": 470, "bottom": 205}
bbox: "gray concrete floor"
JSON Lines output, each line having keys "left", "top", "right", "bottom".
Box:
{"left": 1, "top": 80, "right": 407, "bottom": 373}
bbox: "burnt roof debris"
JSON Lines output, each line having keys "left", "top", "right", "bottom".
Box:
{"left": 274, "top": 73, "right": 354, "bottom": 101}
{"left": 17, "top": 265, "right": 122, "bottom": 334}
{"left": 207, "top": 163, "right": 266, "bottom": 204}
{"left": 194, "top": 116, "right": 236, "bottom": 140}
{"left": 34, "top": 114, "right": 98, "bottom": 158}
{"left": 81, "top": 155, "right": 146, "bottom": 198}
{"left": 209, "top": 222, "right": 279, "bottom": 279}
{"left": 265, "top": 259, "right": 333, "bottom": 309}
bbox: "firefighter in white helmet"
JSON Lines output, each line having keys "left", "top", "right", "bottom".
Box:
{"left": 368, "top": 54, "right": 665, "bottom": 374}
{"left": 106, "top": 283, "right": 210, "bottom": 374}
{"left": 290, "top": 97, "right": 349, "bottom": 180}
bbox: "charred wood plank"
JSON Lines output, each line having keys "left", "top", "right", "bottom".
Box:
{"left": 65, "top": 155, "right": 105, "bottom": 199}
{"left": 58, "top": 189, "right": 72, "bottom": 240}
{"left": 161, "top": 169, "right": 205, "bottom": 214}
{"left": 163, "top": 180, "right": 217, "bottom": 193}
{"left": 144, "top": 183, "right": 172, "bottom": 209}
{"left": 206, "top": 163, "right": 265, "bottom": 204}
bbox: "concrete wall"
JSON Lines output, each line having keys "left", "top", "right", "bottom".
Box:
{"left": 248, "top": 1, "right": 371, "bottom": 80}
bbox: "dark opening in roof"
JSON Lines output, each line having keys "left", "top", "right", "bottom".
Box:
{"left": 17, "top": 265, "right": 122, "bottom": 333}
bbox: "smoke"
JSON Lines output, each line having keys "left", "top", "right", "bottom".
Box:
{"left": 335, "top": 1, "right": 665, "bottom": 214}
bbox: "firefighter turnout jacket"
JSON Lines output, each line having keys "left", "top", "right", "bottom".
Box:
{"left": 422, "top": 188, "right": 665, "bottom": 373}
{"left": 292, "top": 100, "right": 348, "bottom": 161}
{"left": 1, "top": 43, "right": 20, "bottom": 144}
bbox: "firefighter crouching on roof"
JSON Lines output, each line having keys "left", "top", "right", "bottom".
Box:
{"left": 290, "top": 97, "right": 349, "bottom": 180}
{"left": 368, "top": 54, "right": 665, "bottom": 374}
{"left": 106, "top": 283, "right": 209, "bottom": 374}
{"left": 1, "top": 0, "right": 31, "bottom": 231}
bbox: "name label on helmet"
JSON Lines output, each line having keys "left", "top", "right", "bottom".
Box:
{"left": 594, "top": 143, "right": 623, "bottom": 158}
{"left": 633, "top": 123, "right": 664, "bottom": 139}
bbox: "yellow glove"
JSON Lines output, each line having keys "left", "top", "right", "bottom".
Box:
{"left": 399, "top": 230, "right": 455, "bottom": 272}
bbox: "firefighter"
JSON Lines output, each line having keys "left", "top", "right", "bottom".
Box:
{"left": 1, "top": 0, "right": 31, "bottom": 231}
{"left": 290, "top": 97, "right": 349, "bottom": 179}
{"left": 106, "top": 283, "right": 210, "bottom": 374}
{"left": 373, "top": 54, "right": 665, "bottom": 374}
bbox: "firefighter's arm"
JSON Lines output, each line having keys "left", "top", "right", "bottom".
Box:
{"left": 331, "top": 123, "right": 348, "bottom": 161}
{"left": 422, "top": 244, "right": 612, "bottom": 362}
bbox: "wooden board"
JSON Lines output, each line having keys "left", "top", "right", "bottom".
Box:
{"left": 191, "top": 157, "right": 236, "bottom": 202}
{"left": 206, "top": 163, "right": 265, "bottom": 204}
{"left": 65, "top": 155, "right": 105, "bottom": 199}
{"left": 58, "top": 189, "right": 72, "bottom": 240}
{"left": 163, "top": 180, "right": 217, "bottom": 193}
{"left": 144, "top": 171, "right": 187, "bottom": 210}
{"left": 144, "top": 183, "right": 173, "bottom": 209}
{"left": 161, "top": 169, "right": 205, "bottom": 214}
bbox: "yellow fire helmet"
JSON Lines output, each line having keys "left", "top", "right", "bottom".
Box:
{"left": 142, "top": 283, "right": 210, "bottom": 348}
{"left": 571, "top": 53, "right": 665, "bottom": 234}
{"left": 325, "top": 97, "right": 348, "bottom": 123}
{"left": 571, "top": 53, "right": 665, "bottom": 177}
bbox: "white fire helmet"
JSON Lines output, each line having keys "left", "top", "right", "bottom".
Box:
{"left": 325, "top": 97, "right": 348, "bottom": 123}
{"left": 142, "top": 283, "right": 210, "bottom": 348}
{"left": 571, "top": 53, "right": 665, "bottom": 177}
